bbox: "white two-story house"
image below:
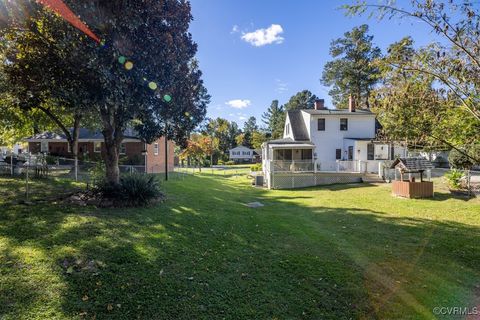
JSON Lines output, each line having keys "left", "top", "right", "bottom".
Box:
{"left": 229, "top": 146, "right": 255, "bottom": 163}
{"left": 262, "top": 98, "right": 407, "bottom": 188}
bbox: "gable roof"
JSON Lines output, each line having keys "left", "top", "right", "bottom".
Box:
{"left": 287, "top": 110, "right": 309, "bottom": 141}
{"left": 230, "top": 145, "right": 253, "bottom": 151}
{"left": 267, "top": 137, "right": 314, "bottom": 145}
{"left": 303, "top": 109, "right": 374, "bottom": 115}
{"left": 390, "top": 158, "right": 433, "bottom": 172}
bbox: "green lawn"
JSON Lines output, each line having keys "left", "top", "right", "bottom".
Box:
{"left": 0, "top": 173, "right": 479, "bottom": 319}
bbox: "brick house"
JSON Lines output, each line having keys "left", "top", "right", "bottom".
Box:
{"left": 26, "top": 128, "right": 174, "bottom": 173}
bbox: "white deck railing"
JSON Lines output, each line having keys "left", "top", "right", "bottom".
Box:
{"left": 268, "top": 160, "right": 315, "bottom": 173}
{"left": 265, "top": 160, "right": 377, "bottom": 173}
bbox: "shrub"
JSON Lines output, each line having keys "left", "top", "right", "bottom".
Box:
{"left": 119, "top": 173, "right": 161, "bottom": 206}
{"left": 95, "top": 173, "right": 161, "bottom": 207}
{"left": 225, "top": 160, "right": 235, "bottom": 166}
{"left": 250, "top": 163, "right": 262, "bottom": 171}
{"left": 217, "top": 159, "right": 224, "bottom": 165}
{"left": 45, "top": 155, "right": 58, "bottom": 165}
{"left": 89, "top": 162, "right": 106, "bottom": 187}
{"left": 445, "top": 169, "right": 465, "bottom": 190}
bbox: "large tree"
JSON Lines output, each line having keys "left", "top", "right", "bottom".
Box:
{"left": 0, "top": 0, "right": 209, "bottom": 184}
{"left": 283, "top": 90, "right": 318, "bottom": 111}
{"left": 262, "top": 100, "right": 285, "bottom": 139}
{"left": 321, "top": 24, "right": 381, "bottom": 109}
{"left": 345, "top": 1, "right": 480, "bottom": 162}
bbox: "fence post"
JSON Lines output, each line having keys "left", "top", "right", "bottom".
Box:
{"left": 25, "top": 157, "right": 29, "bottom": 202}
{"left": 10, "top": 153, "right": 13, "bottom": 176}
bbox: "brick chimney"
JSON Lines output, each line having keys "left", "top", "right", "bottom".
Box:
{"left": 314, "top": 99, "right": 325, "bottom": 110}
{"left": 348, "top": 95, "right": 356, "bottom": 112}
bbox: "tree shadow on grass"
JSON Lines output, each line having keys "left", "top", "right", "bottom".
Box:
{"left": 0, "top": 174, "right": 479, "bottom": 319}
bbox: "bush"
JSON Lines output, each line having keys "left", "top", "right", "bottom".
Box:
{"left": 445, "top": 169, "right": 465, "bottom": 190}
{"left": 95, "top": 173, "right": 161, "bottom": 207}
{"left": 225, "top": 160, "right": 235, "bottom": 166}
{"left": 45, "top": 155, "right": 58, "bottom": 165}
{"left": 89, "top": 162, "right": 106, "bottom": 186}
{"left": 250, "top": 163, "right": 262, "bottom": 171}
{"left": 217, "top": 159, "right": 224, "bottom": 165}
{"left": 119, "top": 173, "right": 161, "bottom": 206}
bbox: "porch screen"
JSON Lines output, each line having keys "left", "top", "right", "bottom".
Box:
{"left": 274, "top": 149, "right": 292, "bottom": 160}
{"left": 301, "top": 149, "right": 312, "bottom": 160}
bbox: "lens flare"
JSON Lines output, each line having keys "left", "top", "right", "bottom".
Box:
{"left": 36, "top": 0, "right": 101, "bottom": 43}
{"left": 124, "top": 61, "right": 133, "bottom": 70}
{"left": 148, "top": 82, "right": 157, "bottom": 90}
{"left": 118, "top": 56, "right": 126, "bottom": 64}
{"left": 163, "top": 94, "right": 172, "bottom": 102}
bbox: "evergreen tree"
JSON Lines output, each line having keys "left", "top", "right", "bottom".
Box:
{"left": 262, "top": 100, "right": 285, "bottom": 139}
{"left": 321, "top": 24, "right": 381, "bottom": 108}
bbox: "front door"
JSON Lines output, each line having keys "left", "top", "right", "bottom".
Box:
{"left": 348, "top": 146, "right": 353, "bottom": 160}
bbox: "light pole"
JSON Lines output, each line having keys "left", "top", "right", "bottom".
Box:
{"left": 163, "top": 94, "right": 172, "bottom": 181}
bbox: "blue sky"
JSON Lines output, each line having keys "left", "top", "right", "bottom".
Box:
{"left": 189, "top": 0, "right": 438, "bottom": 128}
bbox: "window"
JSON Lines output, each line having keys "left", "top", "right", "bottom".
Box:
{"left": 286, "top": 124, "right": 290, "bottom": 135}
{"left": 336, "top": 149, "right": 342, "bottom": 160}
{"left": 348, "top": 146, "right": 353, "bottom": 160}
{"left": 119, "top": 143, "right": 126, "bottom": 155}
{"left": 154, "top": 143, "right": 159, "bottom": 155}
{"left": 94, "top": 141, "right": 102, "bottom": 153}
{"left": 367, "top": 143, "right": 374, "bottom": 160}
{"left": 41, "top": 141, "right": 48, "bottom": 153}
{"left": 340, "top": 118, "right": 348, "bottom": 131}
{"left": 317, "top": 118, "right": 325, "bottom": 131}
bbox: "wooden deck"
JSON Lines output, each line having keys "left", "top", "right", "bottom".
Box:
{"left": 392, "top": 181, "right": 434, "bottom": 198}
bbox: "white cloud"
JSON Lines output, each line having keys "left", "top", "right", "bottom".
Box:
{"left": 275, "top": 79, "right": 288, "bottom": 93}
{"left": 241, "top": 24, "right": 284, "bottom": 47}
{"left": 226, "top": 99, "right": 251, "bottom": 109}
{"left": 231, "top": 25, "right": 240, "bottom": 34}
{"left": 239, "top": 116, "right": 247, "bottom": 121}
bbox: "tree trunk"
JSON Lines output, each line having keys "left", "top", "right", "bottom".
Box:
{"left": 69, "top": 116, "right": 81, "bottom": 181}
{"left": 104, "top": 141, "right": 120, "bottom": 185}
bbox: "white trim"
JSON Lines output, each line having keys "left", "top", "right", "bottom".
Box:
{"left": 40, "top": 141, "right": 49, "bottom": 153}
{"left": 94, "top": 141, "right": 102, "bottom": 153}
{"left": 153, "top": 143, "right": 159, "bottom": 156}
{"left": 119, "top": 143, "right": 126, "bottom": 155}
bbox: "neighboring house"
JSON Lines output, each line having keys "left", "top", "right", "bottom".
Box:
{"left": 262, "top": 98, "right": 407, "bottom": 189}
{"left": 229, "top": 146, "right": 255, "bottom": 163}
{"left": 0, "top": 144, "right": 24, "bottom": 158}
{"left": 25, "top": 128, "right": 174, "bottom": 173}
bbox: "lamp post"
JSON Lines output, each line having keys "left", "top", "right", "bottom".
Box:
{"left": 163, "top": 94, "right": 172, "bottom": 181}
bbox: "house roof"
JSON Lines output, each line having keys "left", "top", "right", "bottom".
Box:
{"left": 229, "top": 145, "right": 253, "bottom": 151}
{"left": 267, "top": 137, "right": 314, "bottom": 146}
{"left": 344, "top": 138, "right": 375, "bottom": 141}
{"left": 390, "top": 158, "right": 433, "bottom": 172}
{"left": 26, "top": 128, "right": 140, "bottom": 141}
{"left": 287, "top": 110, "right": 309, "bottom": 141}
{"left": 302, "top": 109, "right": 374, "bottom": 115}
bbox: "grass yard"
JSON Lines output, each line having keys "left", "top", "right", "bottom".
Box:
{"left": 0, "top": 173, "right": 479, "bottom": 319}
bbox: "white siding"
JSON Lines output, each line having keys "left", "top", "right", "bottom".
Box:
{"left": 307, "top": 113, "right": 376, "bottom": 163}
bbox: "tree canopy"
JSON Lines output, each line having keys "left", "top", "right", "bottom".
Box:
{"left": 321, "top": 24, "right": 381, "bottom": 109}
{"left": 0, "top": 0, "right": 209, "bottom": 183}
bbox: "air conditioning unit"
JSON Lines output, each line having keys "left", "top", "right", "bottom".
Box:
{"left": 254, "top": 175, "right": 264, "bottom": 187}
